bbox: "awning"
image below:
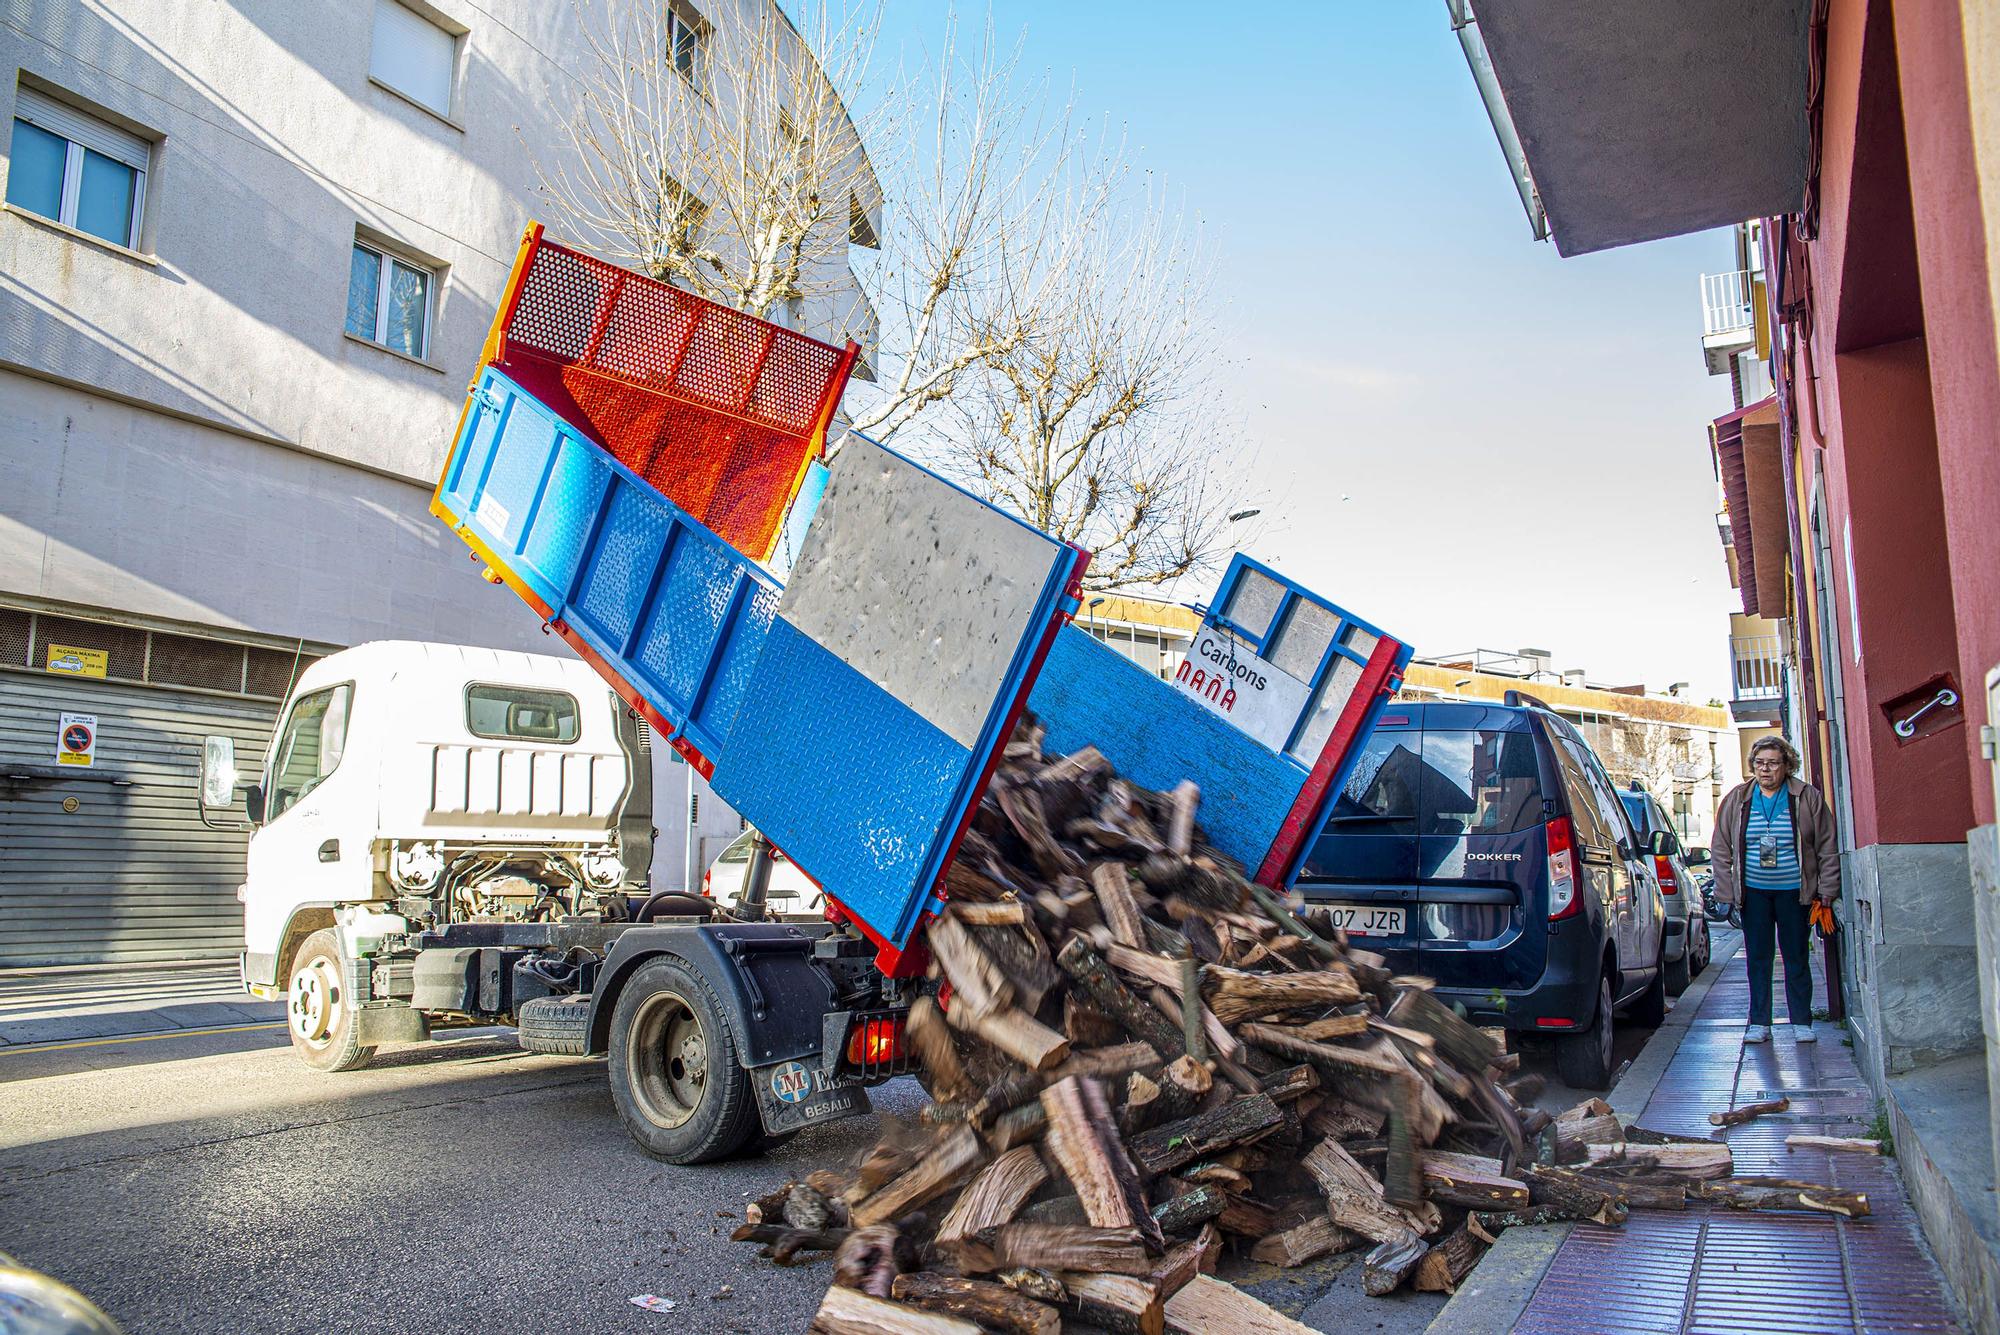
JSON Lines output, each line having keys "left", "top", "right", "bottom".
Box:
{"left": 1712, "top": 396, "right": 1786, "bottom": 616}
{"left": 1462, "top": 0, "right": 1811, "bottom": 256}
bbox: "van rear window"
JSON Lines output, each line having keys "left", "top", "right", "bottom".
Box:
{"left": 465, "top": 684, "right": 580, "bottom": 743}
{"left": 1326, "top": 728, "right": 1542, "bottom": 837}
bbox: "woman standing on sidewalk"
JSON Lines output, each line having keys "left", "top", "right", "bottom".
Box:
{"left": 1710, "top": 736, "right": 1840, "bottom": 1044}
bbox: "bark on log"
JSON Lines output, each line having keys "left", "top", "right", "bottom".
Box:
{"left": 1065, "top": 995, "right": 1126, "bottom": 1048}
{"left": 1583, "top": 1142, "right": 1733, "bottom": 1179}
{"left": 992, "top": 1224, "right": 1152, "bottom": 1275}
{"left": 1554, "top": 1113, "right": 1624, "bottom": 1162}
{"left": 1041, "top": 1076, "right": 1164, "bottom": 1250}
{"left": 1238, "top": 1023, "right": 1405, "bottom": 1077}
{"left": 1302, "top": 1137, "right": 1429, "bottom": 1243}
{"left": 1256, "top": 1064, "right": 1319, "bottom": 1103}
{"left": 1127, "top": 1094, "right": 1284, "bottom": 1178}
{"left": 1420, "top": 1150, "right": 1530, "bottom": 1210}
{"left": 1696, "top": 1176, "right": 1871, "bottom": 1218}
{"left": 1708, "top": 1096, "right": 1791, "bottom": 1127}
{"left": 1521, "top": 1163, "right": 1668, "bottom": 1214}
{"left": 1062, "top": 1272, "right": 1165, "bottom": 1335}
{"left": 928, "top": 915, "right": 1012, "bottom": 1019}
{"left": 1785, "top": 1134, "right": 1882, "bottom": 1155}
{"left": 988, "top": 1103, "right": 1047, "bottom": 1152}
{"left": 1306, "top": 1098, "right": 1385, "bottom": 1140}
{"left": 1385, "top": 986, "right": 1502, "bottom": 1075}
{"left": 1412, "top": 1225, "right": 1485, "bottom": 1295}
{"left": 948, "top": 1002, "right": 1071, "bottom": 1072}
{"left": 1163, "top": 1275, "right": 1320, "bottom": 1335}
{"left": 889, "top": 1274, "right": 1060, "bottom": 1335}
{"left": 851, "top": 1126, "right": 986, "bottom": 1227}
{"left": 1058, "top": 937, "right": 1185, "bottom": 1060}
{"left": 1050, "top": 1041, "right": 1162, "bottom": 1083}
{"left": 936, "top": 1145, "right": 1049, "bottom": 1244}
{"left": 1362, "top": 1231, "right": 1429, "bottom": 1297}
{"left": 809, "top": 1286, "right": 982, "bottom": 1335}
{"left": 1248, "top": 1214, "right": 1360, "bottom": 1267}
{"left": 997, "top": 785, "right": 1082, "bottom": 880}
{"left": 1149, "top": 1182, "right": 1228, "bottom": 1234}
{"left": 1205, "top": 967, "right": 1361, "bottom": 1025}
{"left": 1472, "top": 1196, "right": 1630, "bottom": 1230}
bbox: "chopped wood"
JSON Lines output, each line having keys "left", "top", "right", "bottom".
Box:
{"left": 1473, "top": 1198, "right": 1630, "bottom": 1230}
{"left": 936, "top": 1145, "right": 1048, "bottom": 1245}
{"left": 1039, "top": 745, "right": 1107, "bottom": 783}
{"left": 1624, "top": 1125, "right": 1715, "bottom": 1145}
{"left": 1420, "top": 1150, "right": 1530, "bottom": 1210}
{"left": 1292, "top": 1013, "right": 1371, "bottom": 1041}
{"left": 1058, "top": 937, "right": 1186, "bottom": 1060}
{"left": 947, "top": 1003, "right": 1070, "bottom": 1072}
{"left": 992, "top": 1224, "right": 1152, "bottom": 1275}
{"left": 1239, "top": 1023, "right": 1404, "bottom": 1076}
{"left": 1249, "top": 1214, "right": 1360, "bottom": 1267}
{"left": 1584, "top": 1141, "right": 1733, "bottom": 1179}
{"left": 1093, "top": 862, "right": 1149, "bottom": 950}
{"left": 890, "top": 1274, "right": 1059, "bottom": 1335}
{"left": 1554, "top": 1112, "right": 1625, "bottom": 1162}
{"left": 1149, "top": 1183, "right": 1228, "bottom": 1234}
{"left": 1243, "top": 881, "right": 1341, "bottom": 965}
{"left": 1255, "top": 1064, "right": 1319, "bottom": 1103}
{"left": 1128, "top": 1094, "right": 1284, "bottom": 1178}
{"left": 1696, "top": 1176, "right": 1872, "bottom": 1218}
{"left": 928, "top": 915, "right": 1012, "bottom": 1020}
{"left": 835, "top": 1223, "right": 911, "bottom": 1297}
{"left": 1362, "top": 1230, "right": 1429, "bottom": 1296}
{"left": 907, "top": 997, "right": 969, "bottom": 1103}
{"left": 1165, "top": 781, "right": 1199, "bottom": 856}
{"left": 1385, "top": 986, "right": 1502, "bottom": 1075}
{"left": 1179, "top": 957, "right": 1206, "bottom": 1063}
{"left": 851, "top": 1126, "right": 986, "bottom": 1227}
{"left": 1215, "top": 1193, "right": 1281, "bottom": 1237}
{"left": 1120, "top": 1072, "right": 1163, "bottom": 1136}
{"left": 1785, "top": 1134, "right": 1883, "bottom": 1155}
{"left": 987, "top": 1103, "right": 1047, "bottom": 1152}
{"left": 1306, "top": 1097, "right": 1385, "bottom": 1140}
{"left": 1709, "top": 1096, "right": 1791, "bottom": 1127}
{"left": 950, "top": 900, "right": 1028, "bottom": 927}
{"left": 1064, "top": 994, "right": 1125, "bottom": 1047}
{"left": 1062, "top": 1272, "right": 1165, "bottom": 1335}
{"left": 1050, "top": 1041, "right": 1162, "bottom": 1083}
{"left": 1558, "top": 1097, "right": 1615, "bottom": 1123}
{"left": 1206, "top": 966, "right": 1360, "bottom": 1025}
{"left": 1148, "top": 1224, "right": 1222, "bottom": 1297}
{"left": 1303, "top": 1138, "right": 1429, "bottom": 1243}
{"left": 997, "top": 784, "right": 1082, "bottom": 880}
{"left": 1040, "top": 1076, "right": 1164, "bottom": 1249}
{"left": 1412, "top": 1225, "right": 1485, "bottom": 1294}
{"left": 1144, "top": 982, "right": 1247, "bottom": 1068}
{"left": 1522, "top": 1162, "right": 1676, "bottom": 1213}
{"left": 809, "top": 1286, "right": 982, "bottom": 1335}
{"left": 1164, "top": 1275, "right": 1319, "bottom": 1335}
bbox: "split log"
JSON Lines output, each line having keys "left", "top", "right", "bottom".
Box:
{"left": 1303, "top": 1137, "right": 1430, "bottom": 1243}
{"left": 1412, "top": 1225, "right": 1486, "bottom": 1295}
{"left": 1058, "top": 937, "right": 1185, "bottom": 1060}
{"left": 1128, "top": 1094, "right": 1284, "bottom": 1178}
{"left": 1216, "top": 1193, "right": 1281, "bottom": 1237}
{"left": 1040, "top": 1076, "right": 1164, "bottom": 1249}
{"left": 1165, "top": 780, "right": 1199, "bottom": 855}
{"left": 1709, "top": 1096, "right": 1790, "bottom": 1127}
{"left": 1120, "top": 1072, "right": 1162, "bottom": 1136}
{"left": 809, "top": 1286, "right": 981, "bottom": 1335}
{"left": 1306, "top": 1097, "right": 1385, "bottom": 1141}
{"left": 971, "top": 922, "right": 1061, "bottom": 1014}
{"left": 948, "top": 1003, "right": 1070, "bottom": 1072}
{"left": 1238, "top": 1023, "right": 1404, "bottom": 1077}
{"left": 851, "top": 1126, "right": 986, "bottom": 1227}
{"left": 1062, "top": 1273, "right": 1164, "bottom": 1335}
{"left": 1697, "top": 1176, "right": 1872, "bottom": 1218}
{"left": 997, "top": 785, "right": 1082, "bottom": 880}
{"left": 1206, "top": 967, "right": 1360, "bottom": 1025}
{"left": 907, "top": 997, "right": 969, "bottom": 1103}
{"left": 1093, "top": 862, "right": 1149, "bottom": 950}
{"left": 1065, "top": 995, "right": 1125, "bottom": 1047}
{"left": 1050, "top": 1041, "right": 1161, "bottom": 1083}
{"left": 1420, "top": 1150, "right": 1530, "bottom": 1210}
{"left": 1554, "top": 1113, "right": 1624, "bottom": 1162}
{"left": 1472, "top": 1198, "right": 1629, "bottom": 1231}
{"left": 1521, "top": 1162, "right": 1673, "bottom": 1213}
{"left": 1293, "top": 1013, "right": 1370, "bottom": 1041}
{"left": 1256, "top": 1064, "right": 1319, "bottom": 1103}
{"left": 928, "top": 915, "right": 1012, "bottom": 1019}
{"left": 1149, "top": 1183, "right": 1228, "bottom": 1234}
{"left": 1163, "top": 1275, "right": 1319, "bottom": 1335}
{"left": 936, "top": 1145, "right": 1048, "bottom": 1244}
{"left": 890, "top": 1274, "right": 1059, "bottom": 1335}
{"left": 1385, "top": 986, "right": 1502, "bottom": 1076}
{"left": 1243, "top": 881, "right": 1342, "bottom": 965}
{"left": 1785, "top": 1133, "right": 1882, "bottom": 1155}
{"left": 993, "top": 1224, "right": 1152, "bottom": 1275}
{"left": 1143, "top": 981, "right": 1246, "bottom": 1067}
{"left": 949, "top": 900, "right": 1028, "bottom": 927}
{"left": 1584, "top": 1141, "right": 1732, "bottom": 1179}
{"left": 1249, "top": 1214, "right": 1360, "bottom": 1267}
{"left": 988, "top": 1103, "right": 1047, "bottom": 1152}
{"left": 1362, "top": 1231, "right": 1429, "bottom": 1297}
{"left": 1148, "top": 1223, "right": 1222, "bottom": 1297}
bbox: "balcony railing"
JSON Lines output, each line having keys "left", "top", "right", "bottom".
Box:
{"left": 1701, "top": 270, "right": 1757, "bottom": 341}
{"left": 1730, "top": 633, "right": 1784, "bottom": 701}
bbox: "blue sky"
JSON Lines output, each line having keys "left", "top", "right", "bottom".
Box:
{"left": 870, "top": 3, "right": 1742, "bottom": 700}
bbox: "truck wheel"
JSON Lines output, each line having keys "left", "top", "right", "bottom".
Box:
{"left": 607, "top": 956, "right": 756, "bottom": 1164}
{"left": 287, "top": 929, "right": 375, "bottom": 1073}
{"left": 1556, "top": 975, "right": 1615, "bottom": 1090}
{"left": 516, "top": 995, "right": 592, "bottom": 1056}
{"left": 1629, "top": 956, "right": 1669, "bottom": 1028}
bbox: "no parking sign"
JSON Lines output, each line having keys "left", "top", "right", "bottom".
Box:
{"left": 56, "top": 713, "right": 96, "bottom": 767}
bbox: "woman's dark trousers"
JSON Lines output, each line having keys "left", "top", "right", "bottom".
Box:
{"left": 1743, "top": 886, "right": 1814, "bottom": 1026}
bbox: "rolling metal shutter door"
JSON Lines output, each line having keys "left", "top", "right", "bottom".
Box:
{"left": 0, "top": 672, "right": 277, "bottom": 965}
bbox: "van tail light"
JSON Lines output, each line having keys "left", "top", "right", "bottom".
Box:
{"left": 1547, "top": 816, "right": 1579, "bottom": 920}
{"left": 701, "top": 869, "right": 712, "bottom": 897}
{"left": 1654, "top": 854, "right": 1679, "bottom": 895}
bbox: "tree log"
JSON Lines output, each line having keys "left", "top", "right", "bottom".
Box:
{"left": 1521, "top": 1163, "right": 1671, "bottom": 1214}
{"left": 890, "top": 1274, "right": 1059, "bottom": 1335}
{"left": 1302, "top": 1137, "right": 1432, "bottom": 1243}
{"left": 1205, "top": 967, "right": 1360, "bottom": 1025}
{"left": 1412, "top": 1225, "right": 1486, "bottom": 1295}
{"left": 1128, "top": 1094, "right": 1284, "bottom": 1177}
{"left": 1249, "top": 1214, "right": 1360, "bottom": 1267}
{"left": 1163, "top": 1275, "right": 1320, "bottom": 1335}
{"left": 1696, "top": 1176, "right": 1871, "bottom": 1218}
{"left": 1256, "top": 1064, "right": 1319, "bottom": 1103}
{"left": 937, "top": 1145, "right": 1049, "bottom": 1244}
{"left": 1149, "top": 1182, "right": 1228, "bottom": 1234}
{"left": 1058, "top": 937, "right": 1186, "bottom": 1059}
{"left": 1238, "top": 1023, "right": 1405, "bottom": 1077}
{"left": 1062, "top": 1272, "right": 1164, "bottom": 1335}
{"left": 1785, "top": 1134, "right": 1882, "bottom": 1155}
{"left": 852, "top": 1125, "right": 986, "bottom": 1227}
{"left": 1472, "top": 1196, "right": 1629, "bottom": 1231}
{"left": 809, "top": 1286, "right": 982, "bottom": 1335}
{"left": 1554, "top": 1113, "right": 1624, "bottom": 1162}
{"left": 1709, "top": 1096, "right": 1790, "bottom": 1127}
{"left": 1583, "top": 1141, "right": 1732, "bottom": 1179}
{"left": 1420, "top": 1150, "right": 1530, "bottom": 1210}
{"left": 1148, "top": 1223, "right": 1222, "bottom": 1297}
{"left": 1362, "top": 1231, "right": 1429, "bottom": 1296}
{"left": 1293, "top": 1013, "right": 1371, "bottom": 1041}
{"left": 1385, "top": 986, "right": 1502, "bottom": 1076}
{"left": 948, "top": 1003, "right": 1071, "bottom": 1072}
{"left": 1093, "top": 862, "right": 1149, "bottom": 950}
{"left": 993, "top": 1224, "right": 1152, "bottom": 1275}
{"left": 1041, "top": 1076, "right": 1164, "bottom": 1250}
{"left": 1050, "top": 1041, "right": 1162, "bottom": 1083}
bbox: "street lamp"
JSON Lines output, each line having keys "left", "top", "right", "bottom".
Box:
{"left": 1088, "top": 595, "right": 1106, "bottom": 634}
{"left": 1228, "top": 509, "right": 1261, "bottom": 523}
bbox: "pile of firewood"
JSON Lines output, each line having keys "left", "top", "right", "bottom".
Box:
{"left": 731, "top": 725, "right": 1870, "bottom": 1334}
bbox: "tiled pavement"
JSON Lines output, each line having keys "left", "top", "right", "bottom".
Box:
{"left": 0, "top": 960, "right": 281, "bottom": 1047}
{"left": 1514, "top": 963, "right": 1964, "bottom": 1334}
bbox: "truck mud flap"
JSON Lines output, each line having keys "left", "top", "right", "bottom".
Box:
{"left": 748, "top": 1058, "right": 869, "bottom": 1136}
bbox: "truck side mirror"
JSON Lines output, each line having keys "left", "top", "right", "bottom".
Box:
{"left": 200, "top": 736, "right": 238, "bottom": 808}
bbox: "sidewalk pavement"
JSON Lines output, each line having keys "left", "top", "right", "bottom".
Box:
{"left": 0, "top": 960, "right": 282, "bottom": 1047}
{"left": 1450, "top": 939, "right": 1965, "bottom": 1334}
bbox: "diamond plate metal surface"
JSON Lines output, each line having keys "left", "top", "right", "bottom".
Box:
{"left": 520, "top": 435, "right": 609, "bottom": 598}
{"left": 635, "top": 527, "right": 739, "bottom": 705}
{"left": 576, "top": 477, "right": 670, "bottom": 648}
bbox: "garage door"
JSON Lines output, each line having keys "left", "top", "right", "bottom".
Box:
{"left": 0, "top": 608, "right": 306, "bottom": 966}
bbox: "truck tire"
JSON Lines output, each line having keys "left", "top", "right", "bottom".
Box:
{"left": 287, "top": 929, "right": 376, "bottom": 1073}
{"left": 607, "top": 956, "right": 757, "bottom": 1164}
{"left": 516, "top": 995, "right": 592, "bottom": 1056}
{"left": 1556, "top": 975, "right": 1615, "bottom": 1090}
{"left": 1629, "top": 955, "right": 1669, "bottom": 1029}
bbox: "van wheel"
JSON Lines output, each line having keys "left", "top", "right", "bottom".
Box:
{"left": 607, "top": 956, "right": 757, "bottom": 1164}
{"left": 1629, "top": 957, "right": 1668, "bottom": 1028}
{"left": 1556, "top": 975, "right": 1615, "bottom": 1090}
{"left": 287, "top": 929, "right": 376, "bottom": 1073}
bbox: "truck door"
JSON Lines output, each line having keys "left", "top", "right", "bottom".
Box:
{"left": 243, "top": 682, "right": 360, "bottom": 970}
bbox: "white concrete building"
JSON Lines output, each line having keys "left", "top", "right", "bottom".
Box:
{"left": 0, "top": 0, "right": 878, "bottom": 963}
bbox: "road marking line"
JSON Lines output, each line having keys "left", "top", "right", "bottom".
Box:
{"left": 0, "top": 1022, "right": 286, "bottom": 1056}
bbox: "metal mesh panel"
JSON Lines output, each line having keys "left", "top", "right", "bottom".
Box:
{"left": 493, "top": 236, "right": 853, "bottom": 560}
{"left": 0, "top": 607, "right": 30, "bottom": 667}
{"left": 148, "top": 632, "right": 246, "bottom": 692}
{"left": 246, "top": 647, "right": 309, "bottom": 699}
{"left": 30, "top": 615, "right": 146, "bottom": 679}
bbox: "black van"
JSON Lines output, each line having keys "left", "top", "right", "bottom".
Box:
{"left": 1297, "top": 695, "right": 1667, "bottom": 1087}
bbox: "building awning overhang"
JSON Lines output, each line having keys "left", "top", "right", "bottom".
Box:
{"left": 1456, "top": 0, "right": 1811, "bottom": 256}
{"left": 1712, "top": 396, "right": 1787, "bottom": 617}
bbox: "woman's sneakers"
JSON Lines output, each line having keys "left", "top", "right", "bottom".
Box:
{"left": 1745, "top": 1024, "right": 1772, "bottom": 1044}
{"left": 1791, "top": 1024, "right": 1818, "bottom": 1043}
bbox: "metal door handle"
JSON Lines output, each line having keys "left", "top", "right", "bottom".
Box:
{"left": 318, "top": 839, "right": 340, "bottom": 863}
{"left": 1893, "top": 688, "right": 1958, "bottom": 737}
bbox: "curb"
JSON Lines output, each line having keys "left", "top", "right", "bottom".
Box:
{"left": 1423, "top": 933, "right": 1745, "bottom": 1334}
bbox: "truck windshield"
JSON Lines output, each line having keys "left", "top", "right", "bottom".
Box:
{"left": 466, "top": 684, "right": 580, "bottom": 743}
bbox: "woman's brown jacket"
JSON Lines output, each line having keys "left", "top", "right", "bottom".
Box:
{"left": 1710, "top": 776, "right": 1841, "bottom": 908}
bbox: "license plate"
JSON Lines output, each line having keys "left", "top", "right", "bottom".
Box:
{"left": 1326, "top": 904, "right": 1406, "bottom": 937}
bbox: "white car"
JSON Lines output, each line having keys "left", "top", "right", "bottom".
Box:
{"left": 703, "top": 829, "right": 823, "bottom": 917}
